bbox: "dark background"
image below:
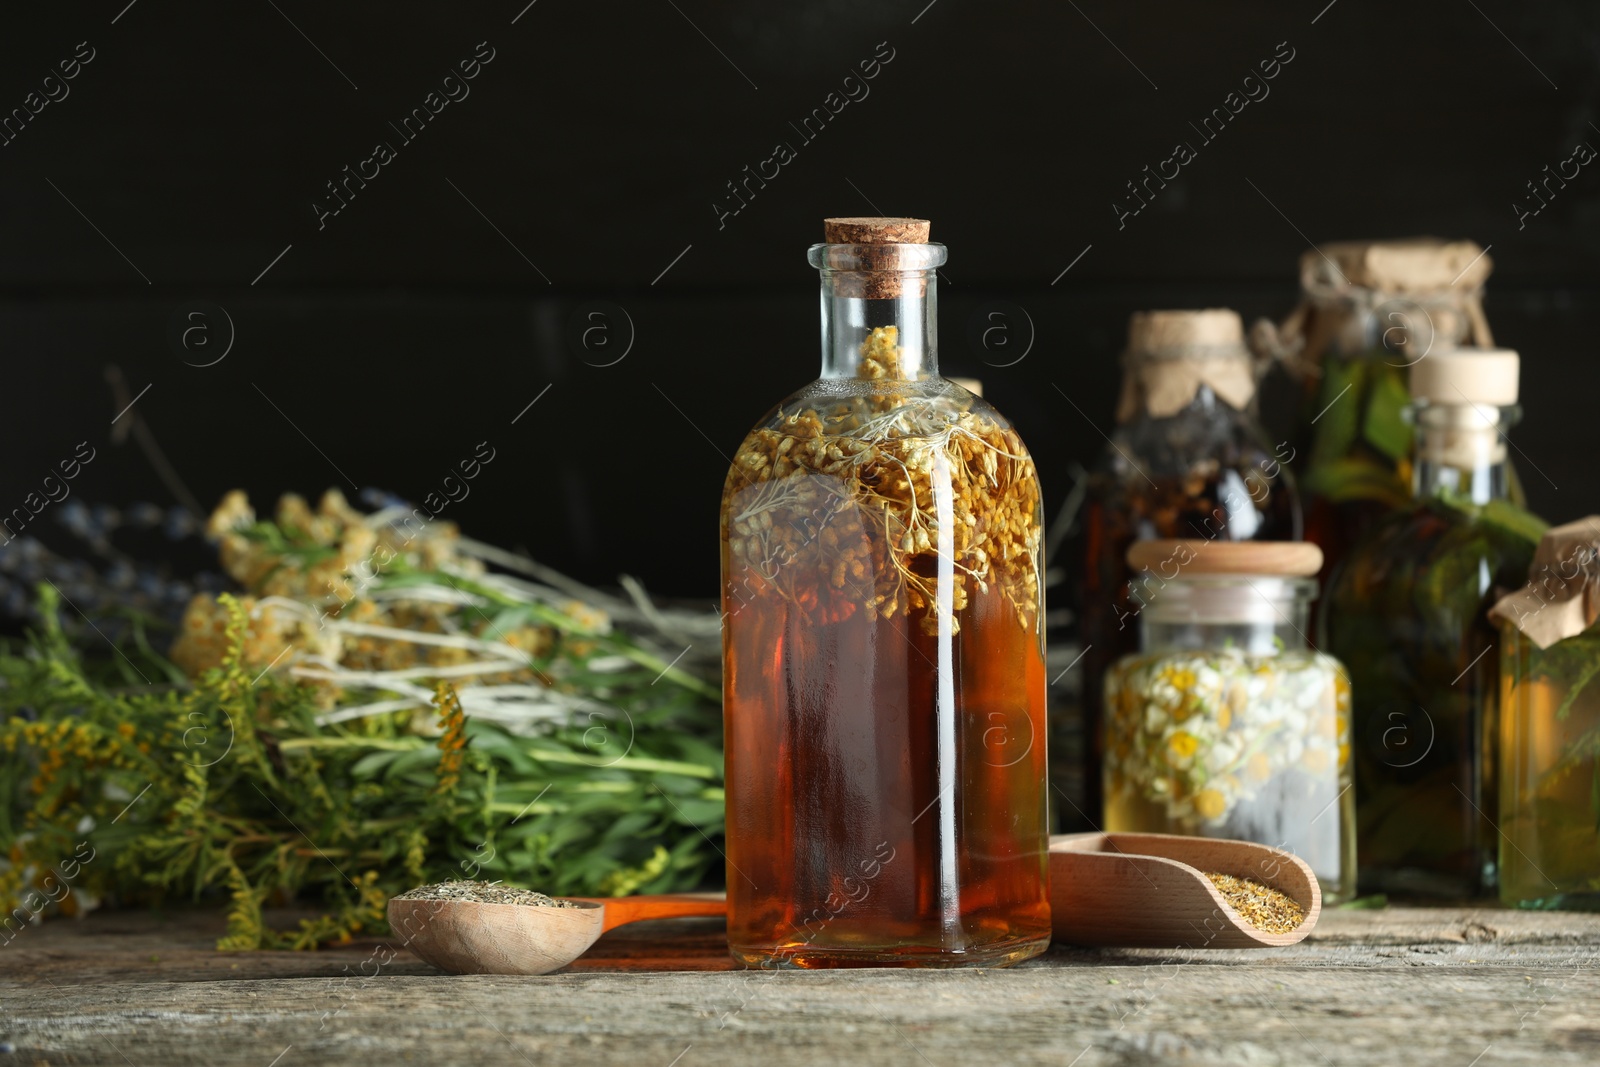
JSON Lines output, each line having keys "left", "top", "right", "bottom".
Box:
{"left": 3, "top": 0, "right": 1597, "bottom": 600}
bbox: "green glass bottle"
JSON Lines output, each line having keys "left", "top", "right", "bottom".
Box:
{"left": 1322, "top": 348, "right": 1545, "bottom": 898}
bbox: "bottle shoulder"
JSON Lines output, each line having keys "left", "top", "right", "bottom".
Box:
{"left": 1325, "top": 499, "right": 1539, "bottom": 611}
{"left": 1097, "top": 404, "right": 1296, "bottom": 501}
{"left": 731, "top": 377, "right": 1033, "bottom": 459}
{"left": 1082, "top": 401, "right": 1301, "bottom": 544}
{"left": 720, "top": 377, "right": 1045, "bottom": 635}
{"left": 1343, "top": 499, "right": 1537, "bottom": 564}
{"left": 1106, "top": 399, "right": 1279, "bottom": 460}
{"left": 722, "top": 378, "right": 1043, "bottom": 537}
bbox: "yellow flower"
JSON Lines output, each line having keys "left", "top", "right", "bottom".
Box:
{"left": 1166, "top": 731, "right": 1200, "bottom": 766}
{"left": 1194, "top": 788, "right": 1227, "bottom": 820}
{"left": 1157, "top": 665, "right": 1197, "bottom": 692}
{"left": 432, "top": 681, "right": 467, "bottom": 796}
{"left": 1245, "top": 752, "right": 1272, "bottom": 783}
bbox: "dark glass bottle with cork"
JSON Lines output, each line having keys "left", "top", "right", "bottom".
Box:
{"left": 1072, "top": 309, "right": 1301, "bottom": 827}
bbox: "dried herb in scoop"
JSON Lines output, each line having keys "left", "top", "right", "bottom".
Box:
{"left": 1204, "top": 872, "right": 1306, "bottom": 934}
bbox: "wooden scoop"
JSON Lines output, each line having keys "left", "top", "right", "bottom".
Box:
{"left": 388, "top": 893, "right": 726, "bottom": 975}
{"left": 1049, "top": 831, "right": 1322, "bottom": 948}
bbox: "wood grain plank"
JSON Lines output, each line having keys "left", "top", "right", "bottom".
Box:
{"left": 1, "top": 908, "right": 1597, "bottom": 1066}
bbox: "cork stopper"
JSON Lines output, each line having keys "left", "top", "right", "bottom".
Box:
{"left": 823, "top": 217, "right": 931, "bottom": 245}
{"left": 1410, "top": 347, "right": 1520, "bottom": 405}
{"left": 1127, "top": 540, "right": 1324, "bottom": 577}
{"left": 1305, "top": 239, "right": 1493, "bottom": 293}
{"left": 820, "top": 217, "right": 932, "bottom": 299}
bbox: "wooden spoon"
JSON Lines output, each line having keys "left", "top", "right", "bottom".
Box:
{"left": 388, "top": 893, "right": 726, "bottom": 975}
{"left": 1049, "top": 831, "right": 1322, "bottom": 948}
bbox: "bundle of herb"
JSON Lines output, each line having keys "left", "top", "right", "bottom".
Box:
{"left": 1, "top": 491, "right": 724, "bottom": 949}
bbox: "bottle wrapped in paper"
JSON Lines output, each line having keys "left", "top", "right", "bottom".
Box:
{"left": 1116, "top": 308, "right": 1259, "bottom": 422}
{"left": 1251, "top": 238, "right": 1495, "bottom": 376}
{"left": 1490, "top": 517, "right": 1600, "bottom": 649}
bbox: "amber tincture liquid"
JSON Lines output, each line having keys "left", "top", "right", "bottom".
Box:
{"left": 721, "top": 311, "right": 1051, "bottom": 968}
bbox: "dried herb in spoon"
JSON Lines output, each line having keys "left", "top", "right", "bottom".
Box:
{"left": 394, "top": 881, "right": 580, "bottom": 908}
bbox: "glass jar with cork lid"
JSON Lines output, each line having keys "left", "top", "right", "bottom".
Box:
{"left": 1102, "top": 539, "right": 1355, "bottom": 902}
{"left": 720, "top": 218, "right": 1050, "bottom": 968}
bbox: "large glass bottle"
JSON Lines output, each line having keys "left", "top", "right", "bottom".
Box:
{"left": 1491, "top": 518, "right": 1600, "bottom": 910}
{"left": 1075, "top": 309, "right": 1301, "bottom": 827}
{"left": 720, "top": 217, "right": 1050, "bottom": 968}
{"left": 1255, "top": 239, "right": 1503, "bottom": 582}
{"left": 1321, "top": 348, "right": 1545, "bottom": 897}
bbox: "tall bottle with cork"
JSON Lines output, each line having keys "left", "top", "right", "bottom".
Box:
{"left": 1322, "top": 348, "right": 1545, "bottom": 897}
{"left": 720, "top": 218, "right": 1050, "bottom": 968}
{"left": 1074, "top": 309, "right": 1301, "bottom": 826}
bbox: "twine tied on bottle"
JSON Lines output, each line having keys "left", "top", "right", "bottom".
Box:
{"left": 1249, "top": 238, "right": 1495, "bottom": 382}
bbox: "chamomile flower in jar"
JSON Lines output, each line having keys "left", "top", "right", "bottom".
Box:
{"left": 1102, "top": 540, "right": 1355, "bottom": 901}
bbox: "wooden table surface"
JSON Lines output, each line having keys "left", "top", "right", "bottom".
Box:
{"left": 2, "top": 906, "right": 1597, "bottom": 1066}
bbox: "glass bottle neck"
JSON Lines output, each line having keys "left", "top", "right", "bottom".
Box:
{"left": 818, "top": 270, "right": 938, "bottom": 379}
{"left": 1410, "top": 402, "right": 1519, "bottom": 506}
{"left": 808, "top": 242, "right": 947, "bottom": 382}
